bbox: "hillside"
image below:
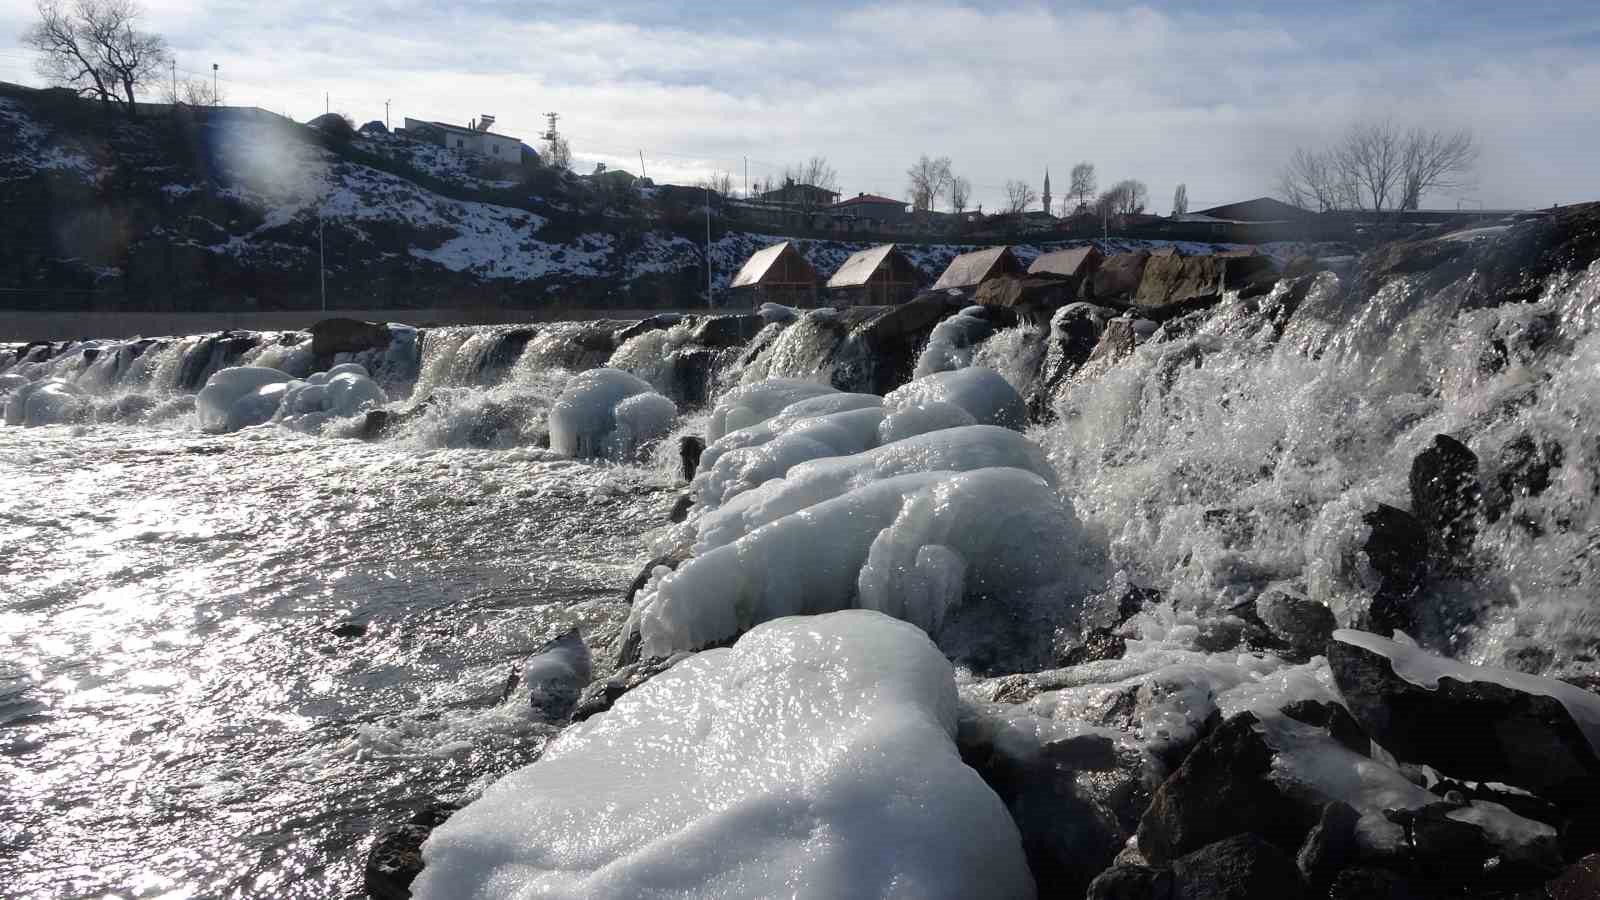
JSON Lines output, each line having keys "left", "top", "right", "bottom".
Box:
{"left": 0, "top": 84, "right": 1312, "bottom": 315}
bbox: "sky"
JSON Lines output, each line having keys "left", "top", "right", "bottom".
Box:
{"left": 2, "top": 0, "right": 1597, "bottom": 212}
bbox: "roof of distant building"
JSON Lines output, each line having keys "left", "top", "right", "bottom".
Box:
{"left": 730, "top": 241, "right": 815, "bottom": 289}
{"left": 831, "top": 193, "right": 905, "bottom": 209}
{"left": 932, "top": 246, "right": 1017, "bottom": 290}
{"left": 827, "top": 244, "right": 914, "bottom": 288}
{"left": 1190, "top": 197, "right": 1314, "bottom": 222}
{"left": 416, "top": 119, "right": 521, "bottom": 142}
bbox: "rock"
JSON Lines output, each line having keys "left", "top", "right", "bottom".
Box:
{"left": 1279, "top": 700, "right": 1369, "bottom": 757}
{"left": 1063, "top": 628, "right": 1128, "bottom": 666}
{"left": 309, "top": 317, "right": 392, "bottom": 357}
{"left": 1092, "top": 251, "right": 1151, "bottom": 301}
{"left": 328, "top": 620, "right": 367, "bottom": 639}
{"left": 1360, "top": 503, "right": 1428, "bottom": 637}
{"left": 1297, "top": 800, "right": 1360, "bottom": 890}
{"left": 1486, "top": 433, "right": 1565, "bottom": 525}
{"left": 364, "top": 800, "right": 461, "bottom": 900}
{"left": 1029, "top": 302, "right": 1112, "bottom": 420}
{"left": 678, "top": 434, "right": 705, "bottom": 481}
{"left": 1081, "top": 318, "right": 1139, "bottom": 376}
{"left": 614, "top": 313, "right": 683, "bottom": 343}
{"left": 1408, "top": 434, "right": 1481, "bottom": 572}
{"left": 843, "top": 293, "right": 964, "bottom": 394}
{"left": 1170, "top": 834, "right": 1306, "bottom": 900}
{"left": 1255, "top": 589, "right": 1337, "bottom": 658}
{"left": 669, "top": 347, "right": 720, "bottom": 407}
{"left": 667, "top": 492, "right": 695, "bottom": 523}
{"left": 689, "top": 313, "right": 765, "bottom": 348}
{"left": 1328, "top": 631, "right": 1600, "bottom": 799}
{"left": 522, "top": 629, "right": 592, "bottom": 721}
{"left": 1223, "top": 254, "right": 1282, "bottom": 298}
{"left": 972, "top": 275, "right": 1078, "bottom": 324}
{"left": 1328, "top": 865, "right": 1432, "bottom": 900}
{"left": 1087, "top": 864, "right": 1175, "bottom": 900}
{"left": 1136, "top": 712, "right": 1309, "bottom": 864}
{"left": 1134, "top": 254, "right": 1227, "bottom": 316}
{"left": 571, "top": 654, "right": 689, "bottom": 722}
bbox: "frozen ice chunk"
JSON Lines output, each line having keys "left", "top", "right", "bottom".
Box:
{"left": 695, "top": 407, "right": 887, "bottom": 508}
{"left": 705, "top": 378, "right": 837, "bottom": 442}
{"left": 756, "top": 301, "right": 798, "bottom": 323}
{"left": 696, "top": 424, "right": 1058, "bottom": 552}
{"left": 4, "top": 379, "right": 88, "bottom": 427}
{"left": 877, "top": 400, "right": 977, "bottom": 444}
{"left": 195, "top": 366, "right": 295, "bottom": 432}
{"left": 636, "top": 467, "right": 1085, "bottom": 659}
{"left": 0, "top": 373, "right": 29, "bottom": 397}
{"left": 414, "top": 610, "right": 1035, "bottom": 900}
{"left": 697, "top": 392, "right": 882, "bottom": 474}
{"left": 913, "top": 310, "right": 995, "bottom": 379}
{"left": 885, "top": 367, "right": 1027, "bottom": 430}
{"left": 547, "top": 368, "right": 677, "bottom": 459}
{"left": 276, "top": 368, "right": 388, "bottom": 433}
{"left": 521, "top": 629, "right": 592, "bottom": 721}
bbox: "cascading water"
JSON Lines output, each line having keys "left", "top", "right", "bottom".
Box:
{"left": 5, "top": 219, "right": 1600, "bottom": 897}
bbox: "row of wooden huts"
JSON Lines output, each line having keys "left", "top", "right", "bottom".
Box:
{"left": 729, "top": 241, "right": 1116, "bottom": 308}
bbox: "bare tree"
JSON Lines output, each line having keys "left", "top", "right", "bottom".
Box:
{"left": 544, "top": 135, "right": 572, "bottom": 171}
{"left": 781, "top": 155, "right": 839, "bottom": 212}
{"left": 1399, "top": 127, "right": 1477, "bottom": 210}
{"left": 1277, "top": 146, "right": 1355, "bottom": 212}
{"left": 1003, "top": 179, "right": 1038, "bottom": 216}
{"left": 1069, "top": 161, "right": 1097, "bottom": 212}
{"left": 162, "top": 73, "right": 222, "bottom": 108}
{"left": 906, "top": 154, "right": 953, "bottom": 213}
{"left": 699, "top": 170, "right": 735, "bottom": 197}
{"left": 949, "top": 175, "right": 971, "bottom": 216}
{"left": 1171, "top": 183, "right": 1188, "bottom": 216}
{"left": 1336, "top": 121, "right": 1405, "bottom": 212}
{"left": 25, "top": 0, "right": 168, "bottom": 118}
{"left": 1098, "top": 179, "right": 1148, "bottom": 216}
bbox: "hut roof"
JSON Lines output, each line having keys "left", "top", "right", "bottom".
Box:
{"left": 932, "top": 246, "right": 1016, "bottom": 291}
{"left": 730, "top": 242, "right": 807, "bottom": 289}
{"left": 827, "top": 244, "right": 905, "bottom": 288}
{"left": 1027, "top": 245, "right": 1102, "bottom": 278}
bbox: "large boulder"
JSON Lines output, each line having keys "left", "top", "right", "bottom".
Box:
{"left": 1408, "top": 434, "right": 1481, "bottom": 572}
{"left": 1134, "top": 254, "right": 1226, "bottom": 315}
{"left": 972, "top": 275, "right": 1078, "bottom": 324}
{"left": 364, "top": 801, "right": 461, "bottom": 900}
{"left": 1328, "top": 630, "right": 1600, "bottom": 799}
{"left": 689, "top": 313, "right": 765, "bottom": 348}
{"left": 1169, "top": 834, "right": 1306, "bottom": 900}
{"left": 1091, "top": 251, "right": 1150, "bottom": 301}
{"left": 1029, "top": 302, "right": 1113, "bottom": 420}
{"left": 1254, "top": 588, "right": 1337, "bottom": 659}
{"left": 1360, "top": 503, "right": 1428, "bottom": 635}
{"left": 309, "top": 317, "right": 392, "bottom": 357}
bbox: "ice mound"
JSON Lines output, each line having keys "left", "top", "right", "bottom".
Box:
{"left": 885, "top": 366, "right": 1027, "bottom": 430}
{"left": 3, "top": 379, "right": 88, "bottom": 427}
{"left": 414, "top": 611, "right": 1035, "bottom": 900}
{"left": 694, "top": 406, "right": 888, "bottom": 508}
{"left": 196, "top": 366, "right": 296, "bottom": 432}
{"left": 705, "top": 378, "right": 837, "bottom": 442}
{"left": 0, "top": 373, "right": 28, "bottom": 397}
{"left": 634, "top": 466, "right": 1087, "bottom": 661}
{"left": 548, "top": 368, "right": 677, "bottom": 459}
{"left": 276, "top": 364, "right": 388, "bottom": 432}
{"left": 695, "top": 424, "right": 1058, "bottom": 552}
{"left": 877, "top": 400, "right": 976, "bottom": 444}
{"left": 913, "top": 308, "right": 995, "bottom": 379}
{"left": 520, "top": 629, "right": 593, "bottom": 721}
{"left": 756, "top": 301, "right": 799, "bottom": 323}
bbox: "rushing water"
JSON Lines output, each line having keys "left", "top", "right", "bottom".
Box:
{"left": 5, "top": 246, "right": 1600, "bottom": 897}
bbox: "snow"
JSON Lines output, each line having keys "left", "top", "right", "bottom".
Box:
{"left": 414, "top": 610, "right": 1035, "bottom": 900}
{"left": 1333, "top": 629, "right": 1600, "bottom": 753}
{"left": 634, "top": 466, "right": 1085, "bottom": 658}
{"left": 883, "top": 367, "right": 1028, "bottom": 431}
{"left": 194, "top": 366, "right": 296, "bottom": 432}
{"left": 548, "top": 368, "right": 677, "bottom": 459}
{"left": 0, "top": 97, "right": 97, "bottom": 182}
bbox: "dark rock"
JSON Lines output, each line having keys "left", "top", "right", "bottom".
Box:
{"left": 1486, "top": 433, "right": 1565, "bottom": 525}
{"left": 1087, "top": 864, "right": 1175, "bottom": 900}
{"left": 1091, "top": 251, "right": 1151, "bottom": 301}
{"left": 1081, "top": 318, "right": 1139, "bottom": 375}
{"left": 309, "top": 317, "right": 392, "bottom": 357}
{"left": 679, "top": 435, "right": 705, "bottom": 481}
{"left": 1328, "top": 865, "right": 1434, "bottom": 900}
{"left": 1280, "top": 700, "right": 1370, "bottom": 757}
{"left": 1222, "top": 254, "right": 1281, "bottom": 297}
{"left": 1360, "top": 503, "right": 1428, "bottom": 636}
{"left": 1063, "top": 628, "right": 1128, "bottom": 666}
{"left": 690, "top": 314, "right": 765, "bottom": 348}
{"left": 670, "top": 347, "right": 720, "bottom": 407}
{"left": 615, "top": 313, "right": 683, "bottom": 343}
{"left": 842, "top": 294, "right": 964, "bottom": 394}
{"left": 1409, "top": 434, "right": 1481, "bottom": 573}
{"left": 1170, "top": 834, "right": 1306, "bottom": 900}
{"left": 1548, "top": 853, "right": 1600, "bottom": 900}
{"left": 667, "top": 493, "right": 695, "bottom": 523}
{"left": 1297, "top": 800, "right": 1360, "bottom": 890}
{"left": 1254, "top": 589, "right": 1337, "bottom": 658}
{"left": 328, "top": 621, "right": 367, "bottom": 639}
{"left": 523, "top": 628, "right": 592, "bottom": 721}
{"left": 571, "top": 654, "right": 687, "bottom": 722}
{"left": 1029, "top": 302, "right": 1112, "bottom": 421}
{"left": 1137, "top": 712, "right": 1309, "bottom": 864}
{"left": 364, "top": 800, "right": 461, "bottom": 900}
{"left": 1134, "top": 254, "right": 1227, "bottom": 316}
{"left": 972, "top": 275, "right": 1078, "bottom": 324}
{"left": 1328, "top": 634, "right": 1600, "bottom": 799}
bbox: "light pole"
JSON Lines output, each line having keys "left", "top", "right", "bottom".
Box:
{"left": 705, "top": 185, "right": 714, "bottom": 308}
{"left": 212, "top": 64, "right": 217, "bottom": 106}
{"left": 319, "top": 207, "right": 326, "bottom": 312}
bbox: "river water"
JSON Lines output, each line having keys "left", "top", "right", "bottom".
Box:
{"left": 5, "top": 248, "right": 1600, "bottom": 897}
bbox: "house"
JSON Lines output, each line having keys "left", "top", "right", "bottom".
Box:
{"left": 829, "top": 193, "right": 909, "bottom": 224}
{"left": 401, "top": 115, "right": 522, "bottom": 161}
{"left": 756, "top": 180, "right": 841, "bottom": 210}
{"left": 931, "top": 246, "right": 1023, "bottom": 291}
{"left": 1186, "top": 197, "right": 1315, "bottom": 223}
{"left": 826, "top": 244, "right": 924, "bottom": 306}
{"left": 1027, "top": 245, "right": 1104, "bottom": 293}
{"left": 729, "top": 241, "right": 819, "bottom": 307}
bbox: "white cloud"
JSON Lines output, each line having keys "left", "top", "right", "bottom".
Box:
{"left": 1, "top": 1, "right": 1594, "bottom": 210}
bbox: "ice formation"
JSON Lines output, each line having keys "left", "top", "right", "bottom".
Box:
{"left": 704, "top": 377, "right": 837, "bottom": 442}
{"left": 414, "top": 611, "right": 1035, "bottom": 900}
{"left": 3, "top": 379, "right": 88, "bottom": 427}
{"left": 521, "top": 630, "right": 593, "bottom": 721}
{"left": 195, "top": 366, "right": 297, "bottom": 432}
{"left": 912, "top": 307, "right": 994, "bottom": 378}
{"left": 884, "top": 366, "right": 1027, "bottom": 430}
{"left": 275, "top": 364, "right": 389, "bottom": 432}
{"left": 634, "top": 467, "right": 1089, "bottom": 660}
{"left": 547, "top": 368, "right": 677, "bottom": 459}
{"left": 693, "top": 406, "right": 887, "bottom": 508}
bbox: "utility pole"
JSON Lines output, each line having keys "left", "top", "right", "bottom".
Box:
{"left": 638, "top": 149, "right": 647, "bottom": 181}
{"left": 212, "top": 64, "right": 218, "bottom": 106}
{"left": 705, "top": 185, "right": 714, "bottom": 308}
{"left": 385, "top": 99, "right": 390, "bottom": 130}
{"left": 744, "top": 156, "right": 748, "bottom": 199}
{"left": 325, "top": 92, "right": 329, "bottom": 115}
{"left": 319, "top": 207, "right": 326, "bottom": 312}
{"left": 170, "top": 60, "right": 176, "bottom": 102}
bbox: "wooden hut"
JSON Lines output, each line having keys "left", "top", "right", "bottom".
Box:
{"left": 1027, "top": 245, "right": 1104, "bottom": 294}
{"left": 728, "top": 241, "right": 819, "bottom": 307}
{"left": 825, "top": 244, "right": 924, "bottom": 306}
{"left": 931, "top": 246, "right": 1023, "bottom": 291}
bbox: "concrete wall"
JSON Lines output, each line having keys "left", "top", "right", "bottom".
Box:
{"left": 0, "top": 307, "right": 713, "bottom": 342}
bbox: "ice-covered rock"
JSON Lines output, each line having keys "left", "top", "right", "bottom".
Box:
{"left": 912, "top": 308, "right": 994, "bottom": 379}
{"left": 413, "top": 611, "right": 1036, "bottom": 900}
{"left": 547, "top": 368, "right": 677, "bottom": 459}
{"left": 633, "top": 466, "right": 1091, "bottom": 668}
{"left": 704, "top": 377, "right": 837, "bottom": 442}
{"left": 0, "top": 372, "right": 29, "bottom": 397}
{"left": 276, "top": 365, "right": 388, "bottom": 432}
{"left": 877, "top": 400, "right": 977, "bottom": 444}
{"left": 3, "top": 379, "right": 88, "bottom": 427}
{"left": 520, "top": 629, "right": 592, "bottom": 721}
{"left": 884, "top": 366, "right": 1027, "bottom": 430}
{"left": 694, "top": 406, "right": 887, "bottom": 509}
{"left": 195, "top": 366, "right": 296, "bottom": 432}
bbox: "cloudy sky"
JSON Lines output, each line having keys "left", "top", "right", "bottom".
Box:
{"left": 2, "top": 1, "right": 1596, "bottom": 212}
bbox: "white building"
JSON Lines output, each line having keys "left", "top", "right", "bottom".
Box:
{"left": 402, "top": 115, "right": 522, "bottom": 161}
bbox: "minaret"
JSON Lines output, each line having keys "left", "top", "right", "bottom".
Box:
{"left": 1042, "top": 168, "right": 1052, "bottom": 216}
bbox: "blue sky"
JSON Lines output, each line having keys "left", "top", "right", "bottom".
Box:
{"left": 2, "top": 1, "right": 1596, "bottom": 210}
